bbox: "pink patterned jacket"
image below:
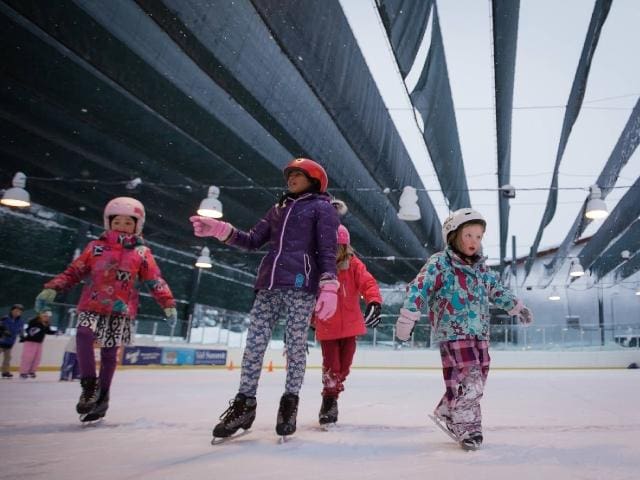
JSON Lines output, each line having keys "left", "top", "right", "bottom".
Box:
{"left": 44, "top": 231, "right": 175, "bottom": 318}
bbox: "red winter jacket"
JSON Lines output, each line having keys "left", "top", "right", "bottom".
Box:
{"left": 44, "top": 231, "right": 175, "bottom": 318}
{"left": 314, "top": 256, "right": 382, "bottom": 341}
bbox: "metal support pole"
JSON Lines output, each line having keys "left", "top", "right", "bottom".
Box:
{"left": 610, "top": 292, "right": 618, "bottom": 343}
{"left": 598, "top": 286, "right": 605, "bottom": 346}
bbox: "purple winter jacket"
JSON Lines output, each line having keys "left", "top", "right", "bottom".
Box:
{"left": 225, "top": 192, "right": 339, "bottom": 293}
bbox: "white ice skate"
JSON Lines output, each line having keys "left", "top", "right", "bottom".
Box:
{"left": 428, "top": 414, "right": 482, "bottom": 451}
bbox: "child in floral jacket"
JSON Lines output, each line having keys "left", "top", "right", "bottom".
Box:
{"left": 396, "top": 208, "right": 533, "bottom": 450}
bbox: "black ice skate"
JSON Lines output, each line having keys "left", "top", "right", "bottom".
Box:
{"left": 276, "top": 393, "right": 299, "bottom": 439}
{"left": 80, "top": 390, "right": 109, "bottom": 423}
{"left": 2, "top": 372, "right": 13, "bottom": 379}
{"left": 212, "top": 393, "right": 257, "bottom": 443}
{"left": 77, "top": 377, "right": 100, "bottom": 414}
{"left": 318, "top": 395, "right": 338, "bottom": 426}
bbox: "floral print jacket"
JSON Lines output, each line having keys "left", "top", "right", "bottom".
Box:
{"left": 45, "top": 231, "right": 175, "bottom": 318}
{"left": 403, "top": 247, "right": 520, "bottom": 342}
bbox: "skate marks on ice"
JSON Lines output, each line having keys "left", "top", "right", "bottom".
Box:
{"left": 0, "top": 418, "right": 197, "bottom": 436}
{"left": 486, "top": 423, "right": 640, "bottom": 434}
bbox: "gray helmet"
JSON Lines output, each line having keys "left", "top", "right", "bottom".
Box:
{"left": 442, "top": 208, "right": 485, "bottom": 243}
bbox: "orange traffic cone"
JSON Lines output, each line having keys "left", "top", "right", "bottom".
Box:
{"left": 267, "top": 360, "right": 274, "bottom": 372}
{"left": 227, "top": 360, "right": 234, "bottom": 371}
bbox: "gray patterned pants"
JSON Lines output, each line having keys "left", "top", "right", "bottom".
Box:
{"left": 239, "top": 289, "right": 315, "bottom": 397}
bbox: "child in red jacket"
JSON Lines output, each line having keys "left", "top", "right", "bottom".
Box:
{"left": 313, "top": 224, "right": 382, "bottom": 425}
{"left": 35, "top": 197, "right": 176, "bottom": 422}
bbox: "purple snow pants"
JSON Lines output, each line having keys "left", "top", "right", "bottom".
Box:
{"left": 76, "top": 326, "right": 118, "bottom": 393}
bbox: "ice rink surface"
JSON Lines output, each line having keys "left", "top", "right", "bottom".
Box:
{"left": 1, "top": 368, "right": 639, "bottom": 480}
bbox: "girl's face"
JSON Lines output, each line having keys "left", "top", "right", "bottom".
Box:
{"left": 110, "top": 215, "right": 136, "bottom": 234}
{"left": 287, "top": 170, "right": 312, "bottom": 194}
{"left": 456, "top": 224, "right": 484, "bottom": 257}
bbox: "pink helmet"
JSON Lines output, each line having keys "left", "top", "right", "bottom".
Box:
{"left": 337, "top": 225, "right": 350, "bottom": 245}
{"left": 103, "top": 197, "right": 146, "bottom": 234}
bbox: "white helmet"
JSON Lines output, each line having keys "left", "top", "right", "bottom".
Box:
{"left": 442, "top": 208, "right": 485, "bottom": 243}
{"left": 103, "top": 197, "right": 146, "bottom": 234}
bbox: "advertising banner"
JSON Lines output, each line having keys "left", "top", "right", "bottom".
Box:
{"left": 194, "top": 349, "right": 227, "bottom": 366}
{"left": 121, "top": 346, "right": 162, "bottom": 365}
{"left": 162, "top": 348, "right": 196, "bottom": 365}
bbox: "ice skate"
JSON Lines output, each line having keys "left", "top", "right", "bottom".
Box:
{"left": 211, "top": 393, "right": 257, "bottom": 444}
{"left": 459, "top": 432, "right": 483, "bottom": 451}
{"left": 430, "top": 412, "right": 483, "bottom": 451}
{"left": 76, "top": 377, "right": 100, "bottom": 414}
{"left": 428, "top": 412, "right": 459, "bottom": 443}
{"left": 276, "top": 392, "right": 299, "bottom": 439}
{"left": 318, "top": 395, "right": 338, "bottom": 427}
{"left": 80, "top": 390, "right": 109, "bottom": 423}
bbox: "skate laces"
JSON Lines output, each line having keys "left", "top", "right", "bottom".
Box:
{"left": 80, "top": 378, "right": 99, "bottom": 402}
{"left": 279, "top": 394, "right": 298, "bottom": 421}
{"left": 321, "top": 396, "right": 336, "bottom": 413}
{"left": 220, "top": 395, "right": 254, "bottom": 423}
{"left": 220, "top": 399, "right": 242, "bottom": 422}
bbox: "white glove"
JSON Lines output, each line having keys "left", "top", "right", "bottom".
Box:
{"left": 395, "top": 308, "right": 420, "bottom": 342}
{"left": 35, "top": 288, "right": 57, "bottom": 312}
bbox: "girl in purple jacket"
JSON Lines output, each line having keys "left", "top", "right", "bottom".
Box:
{"left": 191, "top": 158, "right": 339, "bottom": 440}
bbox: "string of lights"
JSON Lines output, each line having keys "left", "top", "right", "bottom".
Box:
{"left": 3, "top": 173, "right": 636, "bottom": 195}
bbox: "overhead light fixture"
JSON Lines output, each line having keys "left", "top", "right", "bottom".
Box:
{"left": 197, "top": 186, "right": 223, "bottom": 218}
{"left": 585, "top": 184, "right": 608, "bottom": 220}
{"left": 126, "top": 177, "right": 142, "bottom": 190}
{"left": 569, "top": 260, "right": 585, "bottom": 278}
{"left": 548, "top": 286, "right": 561, "bottom": 301}
{"left": 397, "top": 186, "right": 421, "bottom": 221}
{"left": 195, "top": 246, "right": 212, "bottom": 268}
{"left": 1, "top": 172, "right": 30, "bottom": 208}
{"left": 500, "top": 184, "right": 516, "bottom": 199}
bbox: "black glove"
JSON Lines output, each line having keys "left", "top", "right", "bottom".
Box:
{"left": 364, "top": 302, "right": 382, "bottom": 328}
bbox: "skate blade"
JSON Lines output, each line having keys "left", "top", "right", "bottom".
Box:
{"left": 460, "top": 441, "right": 480, "bottom": 451}
{"left": 211, "top": 429, "right": 250, "bottom": 445}
{"left": 79, "top": 414, "right": 104, "bottom": 425}
{"left": 319, "top": 422, "right": 337, "bottom": 431}
{"left": 428, "top": 414, "right": 459, "bottom": 443}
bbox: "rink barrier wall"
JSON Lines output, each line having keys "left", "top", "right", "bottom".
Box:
{"left": 6, "top": 336, "right": 640, "bottom": 372}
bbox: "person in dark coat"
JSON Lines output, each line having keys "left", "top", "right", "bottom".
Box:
{"left": 1, "top": 304, "right": 25, "bottom": 378}
{"left": 191, "top": 158, "right": 339, "bottom": 439}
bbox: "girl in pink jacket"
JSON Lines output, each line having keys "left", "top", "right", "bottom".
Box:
{"left": 313, "top": 225, "right": 382, "bottom": 426}
{"left": 35, "top": 197, "right": 176, "bottom": 422}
